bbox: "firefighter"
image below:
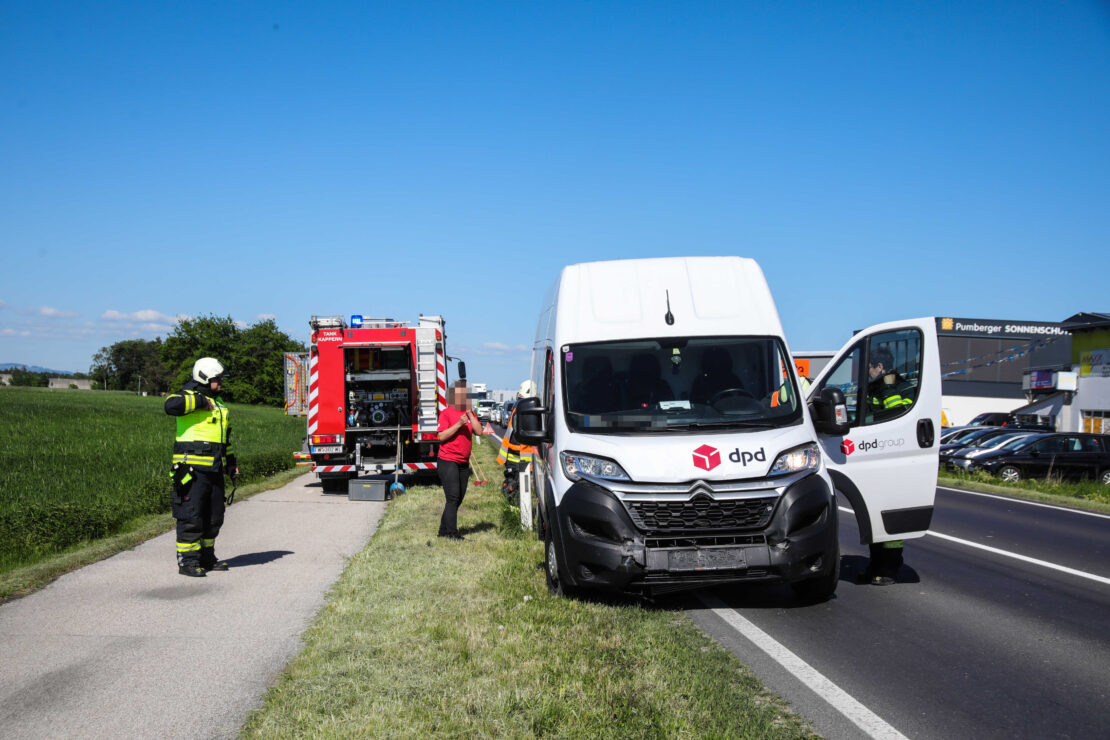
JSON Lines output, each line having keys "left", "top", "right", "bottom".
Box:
{"left": 497, "top": 380, "right": 537, "bottom": 501}
{"left": 164, "top": 357, "right": 238, "bottom": 577}
{"left": 864, "top": 346, "right": 913, "bottom": 585}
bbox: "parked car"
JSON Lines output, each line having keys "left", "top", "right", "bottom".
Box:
{"left": 502, "top": 399, "right": 516, "bottom": 425}
{"left": 940, "top": 426, "right": 976, "bottom": 444}
{"left": 967, "top": 433, "right": 1110, "bottom": 484}
{"left": 941, "top": 427, "right": 1052, "bottom": 465}
{"left": 967, "top": 412, "right": 1015, "bottom": 427}
{"left": 946, "top": 431, "right": 1037, "bottom": 472}
{"left": 939, "top": 427, "right": 1004, "bottom": 463}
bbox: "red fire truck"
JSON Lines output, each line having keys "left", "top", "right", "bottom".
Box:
{"left": 285, "top": 314, "right": 455, "bottom": 492}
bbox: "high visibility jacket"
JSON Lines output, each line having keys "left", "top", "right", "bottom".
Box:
{"left": 165, "top": 380, "right": 235, "bottom": 472}
{"left": 867, "top": 376, "right": 914, "bottom": 416}
{"left": 497, "top": 408, "right": 535, "bottom": 466}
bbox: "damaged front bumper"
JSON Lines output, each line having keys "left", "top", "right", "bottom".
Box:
{"left": 550, "top": 473, "right": 837, "bottom": 595}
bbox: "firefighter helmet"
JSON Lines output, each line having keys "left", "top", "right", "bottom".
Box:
{"left": 192, "top": 357, "right": 226, "bottom": 384}
{"left": 518, "top": 379, "right": 536, "bottom": 398}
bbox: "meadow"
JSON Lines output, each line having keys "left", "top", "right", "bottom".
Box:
{"left": 0, "top": 386, "right": 305, "bottom": 572}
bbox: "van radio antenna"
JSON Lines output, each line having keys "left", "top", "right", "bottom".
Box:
{"left": 664, "top": 290, "right": 675, "bottom": 325}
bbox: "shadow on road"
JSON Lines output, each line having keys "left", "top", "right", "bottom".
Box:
{"left": 226, "top": 550, "right": 294, "bottom": 568}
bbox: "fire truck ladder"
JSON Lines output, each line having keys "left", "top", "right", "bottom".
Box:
{"left": 415, "top": 326, "right": 441, "bottom": 433}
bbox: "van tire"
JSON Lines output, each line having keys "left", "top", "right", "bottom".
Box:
{"left": 544, "top": 527, "right": 578, "bottom": 599}
{"left": 791, "top": 546, "right": 840, "bottom": 602}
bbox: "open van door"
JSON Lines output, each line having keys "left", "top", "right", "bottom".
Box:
{"left": 809, "top": 317, "right": 940, "bottom": 544}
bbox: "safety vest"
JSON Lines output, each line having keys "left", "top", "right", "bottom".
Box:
{"left": 497, "top": 408, "right": 535, "bottom": 466}
{"left": 170, "top": 389, "right": 233, "bottom": 471}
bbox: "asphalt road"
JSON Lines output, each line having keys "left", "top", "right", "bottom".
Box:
{"left": 687, "top": 486, "right": 1110, "bottom": 740}
{"left": 0, "top": 474, "right": 386, "bottom": 739}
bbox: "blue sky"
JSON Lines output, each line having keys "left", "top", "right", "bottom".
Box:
{"left": 2, "top": 1, "right": 1108, "bottom": 388}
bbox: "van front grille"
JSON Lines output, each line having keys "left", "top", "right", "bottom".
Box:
{"left": 627, "top": 496, "right": 777, "bottom": 532}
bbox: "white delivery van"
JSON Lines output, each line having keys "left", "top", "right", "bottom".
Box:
{"left": 514, "top": 257, "right": 940, "bottom": 600}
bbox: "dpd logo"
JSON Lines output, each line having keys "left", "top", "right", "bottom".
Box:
{"left": 692, "top": 444, "right": 721, "bottom": 471}
{"left": 841, "top": 439, "right": 855, "bottom": 455}
{"left": 841, "top": 437, "right": 904, "bottom": 455}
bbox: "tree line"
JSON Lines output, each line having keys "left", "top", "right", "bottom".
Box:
{"left": 89, "top": 315, "right": 306, "bottom": 406}
{"left": 3, "top": 367, "right": 90, "bottom": 387}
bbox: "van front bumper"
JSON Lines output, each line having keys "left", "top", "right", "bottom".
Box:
{"left": 551, "top": 474, "right": 837, "bottom": 595}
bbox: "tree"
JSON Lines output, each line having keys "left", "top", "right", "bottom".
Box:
{"left": 90, "top": 339, "right": 169, "bottom": 393}
{"left": 159, "top": 315, "right": 306, "bottom": 405}
{"left": 7, "top": 366, "right": 48, "bottom": 387}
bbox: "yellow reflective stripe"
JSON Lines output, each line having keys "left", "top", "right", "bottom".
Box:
{"left": 202, "top": 539, "right": 215, "bottom": 547}
{"left": 173, "top": 454, "right": 216, "bottom": 465}
{"left": 176, "top": 542, "right": 201, "bottom": 552}
{"left": 882, "top": 541, "right": 904, "bottom": 549}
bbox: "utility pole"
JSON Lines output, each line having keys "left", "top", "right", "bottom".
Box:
{"left": 137, "top": 375, "right": 143, "bottom": 396}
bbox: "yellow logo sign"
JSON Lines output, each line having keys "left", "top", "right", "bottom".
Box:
{"left": 941, "top": 318, "right": 954, "bottom": 331}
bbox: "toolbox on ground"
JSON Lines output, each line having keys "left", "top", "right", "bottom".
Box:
{"left": 349, "top": 478, "right": 390, "bottom": 501}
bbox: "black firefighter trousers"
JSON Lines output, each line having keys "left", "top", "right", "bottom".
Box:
{"left": 173, "top": 469, "right": 225, "bottom": 567}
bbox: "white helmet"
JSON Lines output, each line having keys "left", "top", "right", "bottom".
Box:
{"left": 518, "top": 379, "right": 537, "bottom": 398}
{"left": 192, "top": 357, "right": 226, "bottom": 384}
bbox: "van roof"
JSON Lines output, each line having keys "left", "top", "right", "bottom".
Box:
{"left": 554, "top": 257, "right": 784, "bottom": 344}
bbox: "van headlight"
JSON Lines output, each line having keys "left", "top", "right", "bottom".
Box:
{"left": 769, "top": 443, "right": 821, "bottom": 475}
{"left": 560, "top": 452, "right": 630, "bottom": 481}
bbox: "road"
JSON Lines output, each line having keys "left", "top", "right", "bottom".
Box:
{"left": 0, "top": 474, "right": 386, "bottom": 739}
{"left": 687, "top": 486, "right": 1110, "bottom": 740}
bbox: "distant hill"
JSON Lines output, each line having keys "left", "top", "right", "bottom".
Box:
{"left": 0, "top": 363, "right": 80, "bottom": 376}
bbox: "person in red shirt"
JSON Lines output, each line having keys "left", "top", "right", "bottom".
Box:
{"left": 437, "top": 381, "right": 481, "bottom": 540}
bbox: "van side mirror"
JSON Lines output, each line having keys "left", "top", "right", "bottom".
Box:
{"left": 514, "top": 396, "right": 551, "bottom": 445}
{"left": 809, "top": 387, "right": 850, "bottom": 436}
{"left": 456, "top": 360, "right": 466, "bottom": 380}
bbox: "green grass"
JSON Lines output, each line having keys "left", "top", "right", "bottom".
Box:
{"left": 0, "top": 386, "right": 305, "bottom": 572}
{"left": 938, "top": 469, "right": 1110, "bottom": 514}
{"left": 242, "top": 437, "right": 815, "bottom": 739}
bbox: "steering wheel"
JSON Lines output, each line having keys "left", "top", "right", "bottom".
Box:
{"left": 708, "top": 387, "right": 755, "bottom": 405}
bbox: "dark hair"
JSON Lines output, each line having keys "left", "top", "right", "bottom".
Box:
{"left": 870, "top": 347, "right": 895, "bottom": 370}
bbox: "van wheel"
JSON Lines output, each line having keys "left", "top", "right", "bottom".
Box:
{"left": 791, "top": 549, "right": 840, "bottom": 602}
{"left": 544, "top": 528, "right": 577, "bottom": 598}
{"left": 999, "top": 465, "right": 1021, "bottom": 483}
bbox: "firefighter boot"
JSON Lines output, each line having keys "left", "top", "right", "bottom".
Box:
{"left": 200, "top": 542, "right": 229, "bottom": 571}
{"left": 177, "top": 543, "right": 206, "bottom": 577}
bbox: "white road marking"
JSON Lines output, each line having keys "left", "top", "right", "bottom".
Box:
{"left": 837, "top": 506, "right": 1110, "bottom": 587}
{"left": 937, "top": 485, "right": 1110, "bottom": 521}
{"left": 696, "top": 591, "right": 909, "bottom": 740}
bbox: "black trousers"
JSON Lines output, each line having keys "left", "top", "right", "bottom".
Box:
{"left": 173, "top": 470, "right": 225, "bottom": 565}
{"left": 868, "top": 542, "right": 904, "bottom": 579}
{"left": 437, "top": 460, "right": 470, "bottom": 536}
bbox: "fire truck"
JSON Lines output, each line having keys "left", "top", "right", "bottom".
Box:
{"left": 284, "top": 314, "right": 456, "bottom": 492}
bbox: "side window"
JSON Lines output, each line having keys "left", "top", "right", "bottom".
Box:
{"left": 818, "top": 344, "right": 862, "bottom": 426}
{"left": 543, "top": 347, "right": 554, "bottom": 408}
{"left": 1034, "top": 437, "right": 1063, "bottom": 454}
{"left": 863, "top": 329, "right": 922, "bottom": 426}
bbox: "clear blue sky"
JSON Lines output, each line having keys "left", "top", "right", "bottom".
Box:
{"left": 2, "top": 1, "right": 1108, "bottom": 388}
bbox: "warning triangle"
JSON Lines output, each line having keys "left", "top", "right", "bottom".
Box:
{"left": 482, "top": 422, "right": 496, "bottom": 435}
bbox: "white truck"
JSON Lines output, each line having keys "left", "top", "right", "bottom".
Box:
{"left": 514, "top": 257, "right": 940, "bottom": 600}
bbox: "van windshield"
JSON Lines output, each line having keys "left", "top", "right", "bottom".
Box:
{"left": 561, "top": 336, "right": 802, "bottom": 433}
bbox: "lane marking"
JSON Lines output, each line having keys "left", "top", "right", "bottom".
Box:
{"left": 696, "top": 591, "right": 909, "bottom": 740}
{"left": 936, "top": 486, "right": 1110, "bottom": 521}
{"left": 837, "top": 506, "right": 1110, "bottom": 587}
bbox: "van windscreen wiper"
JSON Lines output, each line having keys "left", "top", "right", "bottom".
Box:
{"left": 666, "top": 420, "right": 778, "bottom": 430}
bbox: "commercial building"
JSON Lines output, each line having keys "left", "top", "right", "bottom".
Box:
{"left": 1015, "top": 312, "right": 1110, "bottom": 433}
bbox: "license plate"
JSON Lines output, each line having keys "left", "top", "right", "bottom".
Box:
{"left": 667, "top": 547, "right": 746, "bottom": 572}
{"left": 311, "top": 445, "right": 344, "bottom": 454}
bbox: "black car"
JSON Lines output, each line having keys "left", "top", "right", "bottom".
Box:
{"left": 968, "top": 412, "right": 1014, "bottom": 427}
{"left": 945, "top": 431, "right": 1039, "bottom": 473}
{"left": 939, "top": 427, "right": 1008, "bottom": 464}
{"left": 968, "top": 433, "right": 1110, "bottom": 484}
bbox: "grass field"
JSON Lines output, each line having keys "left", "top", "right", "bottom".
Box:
{"left": 937, "top": 468, "right": 1110, "bottom": 513}
{"left": 242, "top": 435, "right": 815, "bottom": 739}
{"left": 0, "top": 386, "right": 305, "bottom": 572}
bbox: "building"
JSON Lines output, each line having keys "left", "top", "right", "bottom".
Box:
{"left": 47, "top": 378, "right": 93, "bottom": 390}
{"left": 934, "top": 316, "right": 1071, "bottom": 426}
{"left": 1014, "top": 312, "right": 1110, "bottom": 433}
{"left": 0, "top": 374, "right": 11, "bottom": 386}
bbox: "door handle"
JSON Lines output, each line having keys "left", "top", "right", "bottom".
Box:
{"left": 917, "top": 419, "right": 935, "bottom": 448}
